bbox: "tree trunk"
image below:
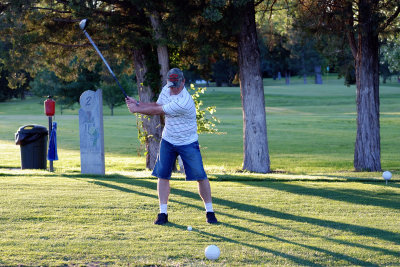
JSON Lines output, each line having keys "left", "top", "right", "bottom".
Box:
{"left": 133, "top": 48, "right": 163, "bottom": 170}
{"left": 353, "top": 0, "right": 381, "bottom": 171}
{"left": 314, "top": 65, "right": 323, "bottom": 84}
{"left": 20, "top": 88, "right": 25, "bottom": 100}
{"left": 150, "top": 11, "right": 169, "bottom": 83}
{"left": 285, "top": 71, "right": 290, "bottom": 85}
{"left": 149, "top": 11, "right": 186, "bottom": 173}
{"left": 237, "top": 0, "right": 270, "bottom": 173}
{"left": 301, "top": 51, "right": 307, "bottom": 84}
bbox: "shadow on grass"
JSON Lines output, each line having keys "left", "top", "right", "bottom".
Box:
{"left": 213, "top": 172, "right": 399, "bottom": 183}
{"left": 222, "top": 223, "right": 377, "bottom": 266}
{"left": 0, "top": 166, "right": 21, "bottom": 170}
{"left": 214, "top": 174, "right": 400, "bottom": 211}
{"left": 218, "top": 209, "right": 400, "bottom": 260}
{"left": 62, "top": 173, "right": 400, "bottom": 264}
{"left": 165, "top": 222, "right": 325, "bottom": 266}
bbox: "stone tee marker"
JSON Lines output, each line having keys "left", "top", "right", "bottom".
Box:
{"left": 79, "top": 90, "right": 105, "bottom": 175}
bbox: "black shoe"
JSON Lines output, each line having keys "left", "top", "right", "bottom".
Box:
{"left": 154, "top": 213, "right": 168, "bottom": 225}
{"left": 206, "top": 212, "right": 218, "bottom": 224}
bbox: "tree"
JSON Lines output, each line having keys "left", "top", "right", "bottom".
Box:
{"left": 29, "top": 63, "right": 104, "bottom": 114}
{"left": 381, "top": 36, "right": 400, "bottom": 74}
{"left": 30, "top": 69, "right": 62, "bottom": 98}
{"left": 320, "top": 36, "right": 356, "bottom": 86}
{"left": 298, "top": 0, "right": 400, "bottom": 171}
{"left": 0, "top": 67, "right": 13, "bottom": 101}
{"left": 237, "top": 0, "right": 270, "bottom": 173}
{"left": 7, "top": 70, "right": 32, "bottom": 100}
{"left": 101, "top": 74, "right": 137, "bottom": 116}
{"left": 257, "top": 1, "right": 329, "bottom": 84}
{"left": 132, "top": 46, "right": 164, "bottom": 170}
{"left": 0, "top": 42, "right": 15, "bottom": 101}
{"left": 63, "top": 63, "right": 101, "bottom": 106}
{"left": 212, "top": 58, "right": 238, "bottom": 86}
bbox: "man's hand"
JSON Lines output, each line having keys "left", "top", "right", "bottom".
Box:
{"left": 125, "top": 96, "right": 164, "bottom": 115}
{"left": 125, "top": 96, "right": 139, "bottom": 113}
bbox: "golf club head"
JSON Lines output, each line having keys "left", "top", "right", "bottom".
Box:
{"left": 79, "top": 19, "right": 88, "bottom": 30}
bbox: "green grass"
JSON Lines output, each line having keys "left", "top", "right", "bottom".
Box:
{"left": 0, "top": 76, "right": 399, "bottom": 265}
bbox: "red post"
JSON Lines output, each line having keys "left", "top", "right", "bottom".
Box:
{"left": 44, "top": 96, "right": 55, "bottom": 172}
{"left": 44, "top": 97, "right": 55, "bottom": 116}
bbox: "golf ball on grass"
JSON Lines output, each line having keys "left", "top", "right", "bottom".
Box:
{"left": 187, "top": 226, "right": 192, "bottom": 231}
{"left": 382, "top": 171, "right": 392, "bottom": 180}
{"left": 205, "top": 245, "right": 220, "bottom": 260}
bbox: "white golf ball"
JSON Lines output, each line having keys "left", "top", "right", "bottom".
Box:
{"left": 383, "top": 171, "right": 392, "bottom": 180}
{"left": 205, "top": 245, "right": 220, "bottom": 260}
{"left": 187, "top": 226, "right": 192, "bottom": 231}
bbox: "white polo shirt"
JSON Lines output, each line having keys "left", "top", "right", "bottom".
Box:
{"left": 157, "top": 85, "right": 198, "bottom": 145}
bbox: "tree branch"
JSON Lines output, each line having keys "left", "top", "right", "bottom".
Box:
{"left": 47, "top": 41, "right": 90, "bottom": 48}
{"left": 255, "top": 0, "right": 266, "bottom": 7}
{"left": 380, "top": 5, "right": 400, "bottom": 31}
{"left": 31, "top": 6, "right": 71, "bottom": 14}
{"left": 344, "top": 2, "right": 358, "bottom": 59}
{"left": 55, "top": 0, "right": 69, "bottom": 5}
{"left": 52, "top": 18, "right": 80, "bottom": 23}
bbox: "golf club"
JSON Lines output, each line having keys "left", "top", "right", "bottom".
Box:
{"left": 79, "top": 19, "right": 128, "bottom": 98}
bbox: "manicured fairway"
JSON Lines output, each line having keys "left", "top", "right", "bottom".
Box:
{"left": 0, "top": 77, "right": 399, "bottom": 265}
{"left": 0, "top": 169, "right": 399, "bottom": 266}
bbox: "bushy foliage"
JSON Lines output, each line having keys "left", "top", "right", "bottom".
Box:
{"left": 30, "top": 69, "right": 62, "bottom": 98}
{"left": 189, "top": 84, "right": 220, "bottom": 134}
{"left": 381, "top": 38, "right": 400, "bottom": 73}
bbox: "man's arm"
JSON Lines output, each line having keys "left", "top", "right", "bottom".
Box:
{"left": 126, "top": 96, "right": 164, "bottom": 115}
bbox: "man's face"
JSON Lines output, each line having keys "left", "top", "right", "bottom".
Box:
{"left": 169, "top": 79, "right": 184, "bottom": 95}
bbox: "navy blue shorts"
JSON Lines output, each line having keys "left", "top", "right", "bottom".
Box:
{"left": 152, "top": 139, "right": 208, "bottom": 181}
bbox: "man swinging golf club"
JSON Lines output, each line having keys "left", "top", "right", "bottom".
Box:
{"left": 126, "top": 68, "right": 218, "bottom": 225}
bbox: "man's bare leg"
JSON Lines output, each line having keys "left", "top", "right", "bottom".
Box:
{"left": 158, "top": 178, "right": 170, "bottom": 205}
{"left": 154, "top": 178, "right": 170, "bottom": 225}
{"left": 198, "top": 179, "right": 212, "bottom": 203}
{"left": 198, "top": 179, "right": 218, "bottom": 223}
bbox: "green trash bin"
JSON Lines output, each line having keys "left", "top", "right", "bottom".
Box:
{"left": 15, "top": 125, "right": 48, "bottom": 169}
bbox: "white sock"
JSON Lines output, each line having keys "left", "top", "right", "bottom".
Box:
{"left": 160, "top": 204, "right": 168, "bottom": 214}
{"left": 205, "top": 202, "right": 214, "bottom": 212}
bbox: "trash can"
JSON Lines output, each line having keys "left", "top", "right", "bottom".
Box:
{"left": 15, "top": 125, "right": 48, "bottom": 169}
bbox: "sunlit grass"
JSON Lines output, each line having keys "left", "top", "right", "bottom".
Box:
{"left": 0, "top": 168, "right": 399, "bottom": 266}
{"left": 0, "top": 77, "right": 399, "bottom": 265}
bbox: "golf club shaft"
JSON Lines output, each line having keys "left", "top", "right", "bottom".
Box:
{"left": 83, "top": 30, "right": 128, "bottom": 98}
